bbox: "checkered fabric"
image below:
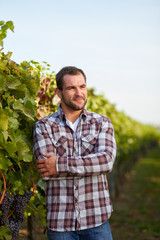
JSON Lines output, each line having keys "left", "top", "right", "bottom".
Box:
{"left": 33, "top": 105, "right": 116, "bottom": 231}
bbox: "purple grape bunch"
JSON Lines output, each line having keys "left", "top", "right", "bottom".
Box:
{"left": 0, "top": 191, "right": 32, "bottom": 240}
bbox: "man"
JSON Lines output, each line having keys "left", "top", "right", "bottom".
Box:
{"left": 33, "top": 66, "right": 116, "bottom": 240}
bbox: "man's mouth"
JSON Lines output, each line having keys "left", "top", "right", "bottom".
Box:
{"left": 74, "top": 96, "right": 84, "bottom": 101}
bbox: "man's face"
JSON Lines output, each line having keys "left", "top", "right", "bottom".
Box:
{"left": 59, "top": 73, "right": 87, "bottom": 112}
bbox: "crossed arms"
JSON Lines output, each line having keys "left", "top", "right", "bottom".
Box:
{"left": 33, "top": 119, "right": 116, "bottom": 179}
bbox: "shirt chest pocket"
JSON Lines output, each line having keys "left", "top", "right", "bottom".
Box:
{"left": 53, "top": 135, "right": 68, "bottom": 157}
{"left": 81, "top": 134, "right": 98, "bottom": 156}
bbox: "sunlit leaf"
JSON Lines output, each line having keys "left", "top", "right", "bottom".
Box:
{"left": 16, "top": 139, "right": 30, "bottom": 160}
{"left": 9, "top": 117, "right": 19, "bottom": 129}
{"left": 6, "top": 51, "right": 12, "bottom": 59}
{"left": 23, "top": 151, "right": 33, "bottom": 162}
{"left": 10, "top": 84, "right": 28, "bottom": 98}
{"left": 0, "top": 39, "right": 3, "bottom": 47}
{"left": 1, "top": 131, "right": 8, "bottom": 141}
{"left": 13, "top": 99, "right": 34, "bottom": 120}
{"left": 0, "top": 74, "right": 5, "bottom": 90}
{"left": 0, "top": 61, "right": 8, "bottom": 70}
{"left": 12, "top": 180, "right": 23, "bottom": 192}
{"left": 0, "top": 151, "right": 12, "bottom": 169}
{"left": 3, "top": 141, "right": 17, "bottom": 156}
{"left": 5, "top": 75, "right": 21, "bottom": 89}
{"left": 6, "top": 21, "right": 14, "bottom": 32}
{"left": 0, "top": 109, "right": 8, "bottom": 131}
{"left": 0, "top": 21, "right": 5, "bottom": 26}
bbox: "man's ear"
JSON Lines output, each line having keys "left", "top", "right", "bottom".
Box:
{"left": 55, "top": 88, "right": 62, "bottom": 99}
{"left": 52, "top": 88, "right": 61, "bottom": 105}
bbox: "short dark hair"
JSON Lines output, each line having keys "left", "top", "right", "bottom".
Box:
{"left": 56, "top": 66, "right": 86, "bottom": 90}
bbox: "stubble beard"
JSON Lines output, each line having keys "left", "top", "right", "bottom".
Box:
{"left": 62, "top": 93, "right": 87, "bottom": 111}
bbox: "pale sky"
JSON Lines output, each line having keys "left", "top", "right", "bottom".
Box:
{"left": 1, "top": 0, "right": 160, "bottom": 125}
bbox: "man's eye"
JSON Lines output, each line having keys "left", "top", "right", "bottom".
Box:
{"left": 67, "top": 87, "right": 74, "bottom": 90}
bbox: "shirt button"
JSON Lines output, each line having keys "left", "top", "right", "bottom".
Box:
{"left": 75, "top": 186, "right": 78, "bottom": 190}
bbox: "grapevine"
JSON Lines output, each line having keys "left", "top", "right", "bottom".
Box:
{"left": 0, "top": 171, "right": 6, "bottom": 205}
{"left": 0, "top": 21, "right": 46, "bottom": 239}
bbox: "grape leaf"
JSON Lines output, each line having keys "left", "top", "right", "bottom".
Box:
{"left": 0, "top": 151, "right": 12, "bottom": 169}
{"left": 5, "top": 76, "right": 21, "bottom": 89}
{"left": 2, "top": 141, "right": 17, "bottom": 156}
{"left": 0, "top": 109, "right": 9, "bottom": 131}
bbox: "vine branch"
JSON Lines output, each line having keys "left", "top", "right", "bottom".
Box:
{"left": 0, "top": 170, "right": 6, "bottom": 204}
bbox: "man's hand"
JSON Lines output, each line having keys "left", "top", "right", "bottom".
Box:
{"left": 36, "top": 152, "right": 58, "bottom": 178}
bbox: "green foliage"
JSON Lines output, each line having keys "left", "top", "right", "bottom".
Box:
{"left": 0, "top": 21, "right": 14, "bottom": 47}
{"left": 0, "top": 225, "right": 11, "bottom": 240}
{"left": 0, "top": 21, "right": 46, "bottom": 239}
{"left": 87, "top": 88, "right": 160, "bottom": 161}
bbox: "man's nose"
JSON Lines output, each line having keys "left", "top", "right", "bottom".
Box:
{"left": 75, "top": 88, "right": 81, "bottom": 95}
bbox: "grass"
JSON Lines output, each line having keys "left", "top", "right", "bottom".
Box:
{"left": 110, "top": 147, "right": 160, "bottom": 240}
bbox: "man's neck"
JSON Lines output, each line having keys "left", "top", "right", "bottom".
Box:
{"left": 61, "top": 105, "right": 82, "bottom": 123}
{"left": 65, "top": 110, "right": 82, "bottom": 123}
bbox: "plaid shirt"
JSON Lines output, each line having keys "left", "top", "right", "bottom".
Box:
{"left": 33, "top": 105, "right": 116, "bottom": 231}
